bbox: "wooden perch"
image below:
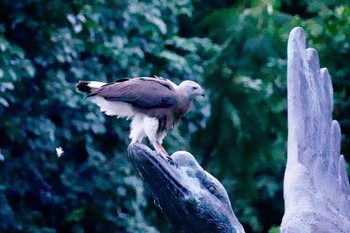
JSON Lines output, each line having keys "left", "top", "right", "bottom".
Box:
{"left": 281, "top": 27, "right": 350, "bottom": 232}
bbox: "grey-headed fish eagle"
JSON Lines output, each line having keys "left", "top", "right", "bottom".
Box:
{"left": 76, "top": 76, "right": 205, "bottom": 158}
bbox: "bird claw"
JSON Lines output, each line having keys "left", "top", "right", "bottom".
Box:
{"left": 166, "top": 156, "right": 178, "bottom": 168}
{"left": 155, "top": 151, "right": 178, "bottom": 167}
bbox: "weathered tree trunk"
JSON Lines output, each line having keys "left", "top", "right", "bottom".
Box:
{"left": 281, "top": 27, "right": 350, "bottom": 232}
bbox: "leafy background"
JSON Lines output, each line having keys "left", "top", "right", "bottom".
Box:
{"left": 1, "top": 0, "right": 349, "bottom": 232}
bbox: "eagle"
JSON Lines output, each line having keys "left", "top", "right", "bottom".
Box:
{"left": 76, "top": 76, "right": 205, "bottom": 157}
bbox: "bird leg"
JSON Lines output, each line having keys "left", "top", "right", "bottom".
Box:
{"left": 154, "top": 143, "right": 169, "bottom": 157}
{"left": 153, "top": 142, "right": 177, "bottom": 166}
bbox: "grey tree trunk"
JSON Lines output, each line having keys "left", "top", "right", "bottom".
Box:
{"left": 281, "top": 27, "right": 350, "bottom": 232}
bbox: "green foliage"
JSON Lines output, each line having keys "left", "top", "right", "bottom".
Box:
{"left": 0, "top": 0, "right": 212, "bottom": 232}
{"left": 190, "top": 0, "right": 350, "bottom": 231}
{"left": 268, "top": 225, "right": 280, "bottom": 233}
{"left": 191, "top": 2, "right": 291, "bottom": 231}
{"left": 1, "top": 0, "right": 350, "bottom": 232}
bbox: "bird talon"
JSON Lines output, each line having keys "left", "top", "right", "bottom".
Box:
{"left": 166, "top": 156, "right": 178, "bottom": 167}
{"left": 155, "top": 151, "right": 178, "bottom": 167}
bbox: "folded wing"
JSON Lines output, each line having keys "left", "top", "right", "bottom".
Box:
{"left": 88, "top": 77, "right": 178, "bottom": 109}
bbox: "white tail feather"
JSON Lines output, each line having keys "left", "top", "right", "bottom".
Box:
{"left": 87, "top": 81, "right": 107, "bottom": 89}
{"left": 89, "top": 96, "right": 135, "bottom": 117}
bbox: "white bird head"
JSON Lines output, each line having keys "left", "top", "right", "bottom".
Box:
{"left": 177, "top": 80, "right": 205, "bottom": 99}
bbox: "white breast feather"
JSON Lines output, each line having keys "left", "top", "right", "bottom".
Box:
{"left": 89, "top": 96, "right": 135, "bottom": 118}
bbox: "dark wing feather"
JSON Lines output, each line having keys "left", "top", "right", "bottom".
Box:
{"left": 88, "top": 77, "right": 178, "bottom": 109}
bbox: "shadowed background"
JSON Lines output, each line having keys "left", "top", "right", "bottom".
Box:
{"left": 1, "top": 1, "right": 350, "bottom": 232}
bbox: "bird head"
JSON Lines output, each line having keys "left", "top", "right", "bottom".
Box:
{"left": 177, "top": 80, "right": 205, "bottom": 98}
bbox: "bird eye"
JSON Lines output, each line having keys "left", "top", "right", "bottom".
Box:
{"left": 192, "top": 86, "right": 198, "bottom": 90}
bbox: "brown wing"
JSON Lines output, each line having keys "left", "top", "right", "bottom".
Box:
{"left": 87, "top": 77, "right": 178, "bottom": 109}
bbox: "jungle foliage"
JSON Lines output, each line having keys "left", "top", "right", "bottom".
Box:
{"left": 1, "top": 0, "right": 349, "bottom": 232}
